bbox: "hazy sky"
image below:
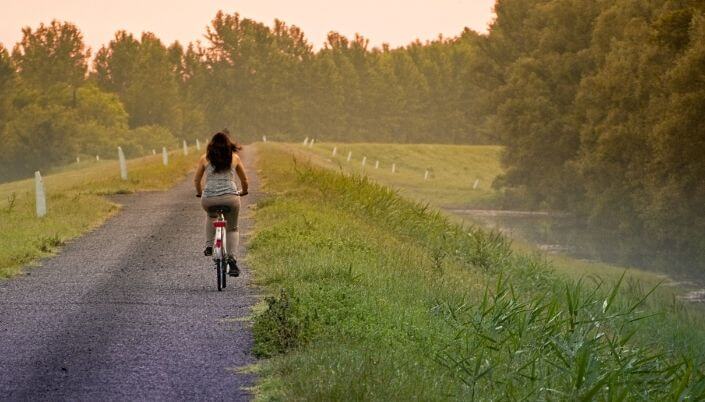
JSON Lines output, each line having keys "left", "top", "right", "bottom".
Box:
{"left": 0, "top": 0, "right": 496, "bottom": 51}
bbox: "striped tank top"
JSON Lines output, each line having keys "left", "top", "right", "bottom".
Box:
{"left": 203, "top": 163, "right": 238, "bottom": 197}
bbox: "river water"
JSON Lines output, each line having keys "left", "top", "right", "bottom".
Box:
{"left": 449, "top": 209, "right": 705, "bottom": 292}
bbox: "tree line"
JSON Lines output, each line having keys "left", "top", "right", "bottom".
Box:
{"left": 0, "top": 13, "right": 489, "bottom": 181}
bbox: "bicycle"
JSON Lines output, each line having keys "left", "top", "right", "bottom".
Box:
{"left": 198, "top": 191, "right": 241, "bottom": 291}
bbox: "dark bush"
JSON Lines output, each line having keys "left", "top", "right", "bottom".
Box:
{"left": 253, "top": 288, "right": 310, "bottom": 358}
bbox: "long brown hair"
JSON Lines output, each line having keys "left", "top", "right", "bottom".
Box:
{"left": 206, "top": 132, "right": 241, "bottom": 172}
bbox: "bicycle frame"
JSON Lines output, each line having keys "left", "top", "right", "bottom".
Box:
{"left": 213, "top": 213, "right": 228, "bottom": 262}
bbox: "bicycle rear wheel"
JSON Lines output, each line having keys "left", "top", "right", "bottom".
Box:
{"left": 216, "top": 260, "right": 224, "bottom": 291}
{"left": 221, "top": 260, "right": 227, "bottom": 289}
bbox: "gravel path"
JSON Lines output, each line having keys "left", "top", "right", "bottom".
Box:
{"left": 0, "top": 149, "right": 260, "bottom": 401}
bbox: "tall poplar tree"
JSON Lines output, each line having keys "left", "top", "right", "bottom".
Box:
{"left": 12, "top": 20, "right": 89, "bottom": 90}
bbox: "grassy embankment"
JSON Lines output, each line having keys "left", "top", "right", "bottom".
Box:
{"left": 281, "top": 142, "right": 670, "bottom": 286}
{"left": 248, "top": 143, "right": 705, "bottom": 400}
{"left": 0, "top": 150, "right": 200, "bottom": 278}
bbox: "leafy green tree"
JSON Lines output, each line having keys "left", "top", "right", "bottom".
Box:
{"left": 390, "top": 48, "right": 430, "bottom": 142}
{"left": 0, "top": 45, "right": 16, "bottom": 133}
{"left": 0, "top": 81, "right": 131, "bottom": 180}
{"left": 456, "top": 29, "right": 501, "bottom": 143}
{"left": 646, "top": 10, "right": 705, "bottom": 254}
{"left": 93, "top": 31, "right": 181, "bottom": 133}
{"left": 490, "top": 0, "right": 604, "bottom": 208}
{"left": 176, "top": 43, "right": 208, "bottom": 140}
{"left": 11, "top": 20, "right": 89, "bottom": 90}
{"left": 201, "top": 12, "right": 265, "bottom": 137}
{"left": 93, "top": 30, "right": 140, "bottom": 95}
{"left": 575, "top": 0, "right": 664, "bottom": 230}
{"left": 1, "top": 86, "right": 82, "bottom": 177}
{"left": 302, "top": 51, "right": 347, "bottom": 139}
{"left": 364, "top": 49, "right": 404, "bottom": 141}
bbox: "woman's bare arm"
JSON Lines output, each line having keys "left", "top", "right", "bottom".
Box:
{"left": 194, "top": 154, "right": 207, "bottom": 196}
{"left": 234, "top": 154, "right": 249, "bottom": 195}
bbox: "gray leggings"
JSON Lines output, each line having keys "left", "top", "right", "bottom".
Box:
{"left": 201, "top": 194, "right": 241, "bottom": 258}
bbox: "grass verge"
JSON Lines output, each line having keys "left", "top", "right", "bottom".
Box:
{"left": 248, "top": 143, "right": 705, "bottom": 401}
{"left": 0, "top": 150, "right": 200, "bottom": 277}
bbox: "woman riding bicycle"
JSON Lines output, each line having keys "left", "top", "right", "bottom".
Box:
{"left": 194, "top": 131, "right": 249, "bottom": 276}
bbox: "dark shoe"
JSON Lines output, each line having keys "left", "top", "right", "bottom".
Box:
{"left": 204, "top": 246, "right": 213, "bottom": 257}
{"left": 227, "top": 257, "right": 240, "bottom": 277}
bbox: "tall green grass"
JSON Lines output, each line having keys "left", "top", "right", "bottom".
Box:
{"left": 249, "top": 144, "right": 705, "bottom": 401}
{"left": 0, "top": 150, "right": 200, "bottom": 277}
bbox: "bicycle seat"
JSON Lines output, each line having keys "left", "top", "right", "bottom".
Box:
{"left": 207, "top": 205, "right": 231, "bottom": 213}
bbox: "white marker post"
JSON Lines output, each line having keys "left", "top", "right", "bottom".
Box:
{"left": 347, "top": 151, "right": 352, "bottom": 162}
{"left": 196, "top": 139, "right": 201, "bottom": 150}
{"left": 96, "top": 155, "right": 100, "bottom": 161}
{"left": 375, "top": 160, "right": 379, "bottom": 169}
{"left": 118, "top": 147, "right": 128, "bottom": 180}
{"left": 34, "top": 171, "right": 46, "bottom": 218}
{"left": 303, "top": 137, "right": 309, "bottom": 146}
{"left": 183, "top": 140, "right": 188, "bottom": 156}
{"left": 262, "top": 136, "right": 267, "bottom": 143}
{"left": 76, "top": 157, "right": 80, "bottom": 164}
{"left": 332, "top": 147, "right": 337, "bottom": 156}
{"left": 392, "top": 163, "right": 396, "bottom": 173}
{"left": 473, "top": 179, "right": 480, "bottom": 190}
{"left": 162, "top": 147, "right": 169, "bottom": 166}
{"left": 424, "top": 170, "right": 429, "bottom": 180}
{"left": 361, "top": 156, "right": 367, "bottom": 167}
{"left": 309, "top": 139, "right": 315, "bottom": 147}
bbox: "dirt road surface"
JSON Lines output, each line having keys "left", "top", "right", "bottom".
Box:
{"left": 0, "top": 149, "right": 260, "bottom": 400}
